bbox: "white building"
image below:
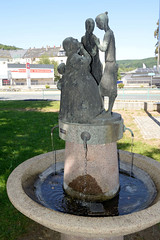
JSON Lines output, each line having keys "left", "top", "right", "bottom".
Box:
{"left": 0, "top": 46, "right": 67, "bottom": 88}
{"left": 5, "top": 63, "right": 54, "bottom": 87}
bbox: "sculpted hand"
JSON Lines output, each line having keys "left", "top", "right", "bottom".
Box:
{"left": 93, "top": 36, "right": 100, "bottom": 46}
{"left": 79, "top": 43, "right": 84, "bottom": 51}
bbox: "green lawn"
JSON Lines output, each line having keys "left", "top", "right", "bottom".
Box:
{"left": 0, "top": 101, "right": 64, "bottom": 240}
{"left": 0, "top": 101, "right": 160, "bottom": 240}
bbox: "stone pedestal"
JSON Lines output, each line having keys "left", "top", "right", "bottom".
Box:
{"left": 59, "top": 113, "right": 124, "bottom": 201}
{"left": 61, "top": 233, "right": 124, "bottom": 240}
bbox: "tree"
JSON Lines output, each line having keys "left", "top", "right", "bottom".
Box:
{"left": 38, "top": 55, "right": 59, "bottom": 81}
{"left": 51, "top": 58, "right": 59, "bottom": 77}
{"left": 154, "top": 20, "right": 159, "bottom": 57}
{"left": 38, "top": 55, "right": 51, "bottom": 64}
{"left": 117, "top": 69, "right": 121, "bottom": 80}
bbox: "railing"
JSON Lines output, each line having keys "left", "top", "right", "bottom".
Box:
{"left": 117, "top": 88, "right": 160, "bottom": 101}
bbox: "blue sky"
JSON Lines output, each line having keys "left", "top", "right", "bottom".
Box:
{"left": 0, "top": 0, "right": 158, "bottom": 60}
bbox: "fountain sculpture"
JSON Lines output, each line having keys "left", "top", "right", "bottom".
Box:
{"left": 7, "top": 11, "right": 160, "bottom": 240}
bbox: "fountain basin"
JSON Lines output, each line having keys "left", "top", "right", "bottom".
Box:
{"left": 7, "top": 150, "right": 160, "bottom": 239}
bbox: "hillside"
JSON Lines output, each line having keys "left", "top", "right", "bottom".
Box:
{"left": 0, "top": 44, "right": 22, "bottom": 50}
{"left": 117, "top": 57, "right": 157, "bottom": 70}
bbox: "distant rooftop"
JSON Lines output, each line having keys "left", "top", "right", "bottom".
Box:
{"left": 10, "top": 49, "right": 28, "bottom": 58}
{"left": 0, "top": 46, "right": 65, "bottom": 59}
{"left": 0, "top": 49, "right": 11, "bottom": 58}
{"left": 135, "top": 68, "right": 158, "bottom": 74}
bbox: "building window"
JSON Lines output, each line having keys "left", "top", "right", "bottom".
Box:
{"left": 31, "top": 80, "right": 38, "bottom": 85}
{"left": 2, "top": 79, "right": 10, "bottom": 85}
{"left": 58, "top": 51, "right": 66, "bottom": 56}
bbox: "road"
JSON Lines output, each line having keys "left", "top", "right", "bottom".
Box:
{"left": 0, "top": 90, "right": 61, "bottom": 101}
{"left": 0, "top": 89, "right": 160, "bottom": 101}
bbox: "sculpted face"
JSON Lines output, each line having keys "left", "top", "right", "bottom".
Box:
{"left": 63, "top": 37, "right": 80, "bottom": 56}
{"left": 95, "top": 12, "right": 108, "bottom": 30}
{"left": 85, "top": 18, "right": 95, "bottom": 34}
{"left": 96, "top": 18, "right": 104, "bottom": 30}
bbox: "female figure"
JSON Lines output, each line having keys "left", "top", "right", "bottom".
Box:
{"left": 95, "top": 12, "right": 118, "bottom": 115}
{"left": 81, "top": 18, "right": 102, "bottom": 85}
{"left": 59, "top": 37, "right": 103, "bottom": 124}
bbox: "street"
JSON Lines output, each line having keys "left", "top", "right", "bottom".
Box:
{"left": 0, "top": 90, "right": 61, "bottom": 101}
{"left": 0, "top": 88, "right": 160, "bottom": 101}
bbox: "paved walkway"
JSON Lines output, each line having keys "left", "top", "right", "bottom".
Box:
{"left": 134, "top": 116, "right": 160, "bottom": 139}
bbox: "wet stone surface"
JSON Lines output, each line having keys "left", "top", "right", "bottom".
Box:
{"left": 68, "top": 174, "right": 103, "bottom": 195}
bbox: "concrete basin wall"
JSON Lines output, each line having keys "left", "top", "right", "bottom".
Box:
{"left": 7, "top": 150, "right": 160, "bottom": 238}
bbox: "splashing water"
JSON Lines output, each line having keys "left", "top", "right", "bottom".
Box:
{"left": 83, "top": 139, "right": 88, "bottom": 193}
{"left": 81, "top": 132, "right": 91, "bottom": 194}
{"left": 130, "top": 135, "right": 134, "bottom": 177}
{"left": 51, "top": 125, "right": 59, "bottom": 175}
{"left": 123, "top": 127, "right": 134, "bottom": 177}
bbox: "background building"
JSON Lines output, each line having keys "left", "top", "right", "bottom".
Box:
{"left": 7, "top": 63, "right": 54, "bottom": 87}
{"left": 0, "top": 46, "right": 67, "bottom": 88}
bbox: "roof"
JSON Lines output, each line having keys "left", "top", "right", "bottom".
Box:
{"left": 23, "top": 47, "right": 62, "bottom": 58}
{"left": 9, "top": 49, "right": 28, "bottom": 58}
{"left": 0, "top": 47, "right": 64, "bottom": 59}
{"left": 0, "top": 49, "right": 11, "bottom": 58}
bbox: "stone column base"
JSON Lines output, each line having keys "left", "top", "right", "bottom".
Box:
{"left": 64, "top": 141, "right": 119, "bottom": 201}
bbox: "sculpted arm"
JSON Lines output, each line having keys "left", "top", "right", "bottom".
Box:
{"left": 94, "top": 31, "right": 111, "bottom": 52}
{"left": 81, "top": 35, "right": 97, "bottom": 57}
{"left": 79, "top": 43, "right": 91, "bottom": 64}
{"left": 91, "top": 44, "right": 97, "bottom": 57}
{"left": 57, "top": 63, "right": 66, "bottom": 90}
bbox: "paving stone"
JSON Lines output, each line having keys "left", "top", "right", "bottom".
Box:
{"left": 134, "top": 116, "right": 160, "bottom": 139}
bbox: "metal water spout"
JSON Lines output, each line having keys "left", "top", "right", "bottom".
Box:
{"left": 123, "top": 126, "right": 134, "bottom": 138}
{"left": 81, "top": 131, "right": 91, "bottom": 151}
{"left": 123, "top": 125, "right": 134, "bottom": 177}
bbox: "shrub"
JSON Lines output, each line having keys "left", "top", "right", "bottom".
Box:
{"left": 118, "top": 83, "right": 124, "bottom": 89}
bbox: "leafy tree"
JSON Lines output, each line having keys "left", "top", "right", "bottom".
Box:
{"left": 117, "top": 69, "right": 121, "bottom": 80}
{"left": 154, "top": 20, "right": 159, "bottom": 57}
{"left": 38, "top": 55, "right": 59, "bottom": 80}
{"left": 38, "top": 55, "right": 51, "bottom": 64}
{"left": 51, "top": 58, "right": 59, "bottom": 77}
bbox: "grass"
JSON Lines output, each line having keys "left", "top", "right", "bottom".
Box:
{"left": 117, "top": 109, "right": 160, "bottom": 162}
{"left": 0, "top": 101, "right": 160, "bottom": 240}
{"left": 0, "top": 101, "right": 64, "bottom": 240}
{"left": 0, "top": 100, "right": 60, "bottom": 112}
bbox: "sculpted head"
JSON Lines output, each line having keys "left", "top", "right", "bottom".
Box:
{"left": 85, "top": 18, "right": 95, "bottom": 34}
{"left": 63, "top": 37, "right": 80, "bottom": 56}
{"left": 95, "top": 12, "right": 109, "bottom": 30}
{"left": 57, "top": 63, "right": 65, "bottom": 75}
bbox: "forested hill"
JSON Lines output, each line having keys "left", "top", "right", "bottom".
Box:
{"left": 117, "top": 57, "right": 157, "bottom": 70}
{"left": 0, "top": 44, "right": 22, "bottom": 50}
